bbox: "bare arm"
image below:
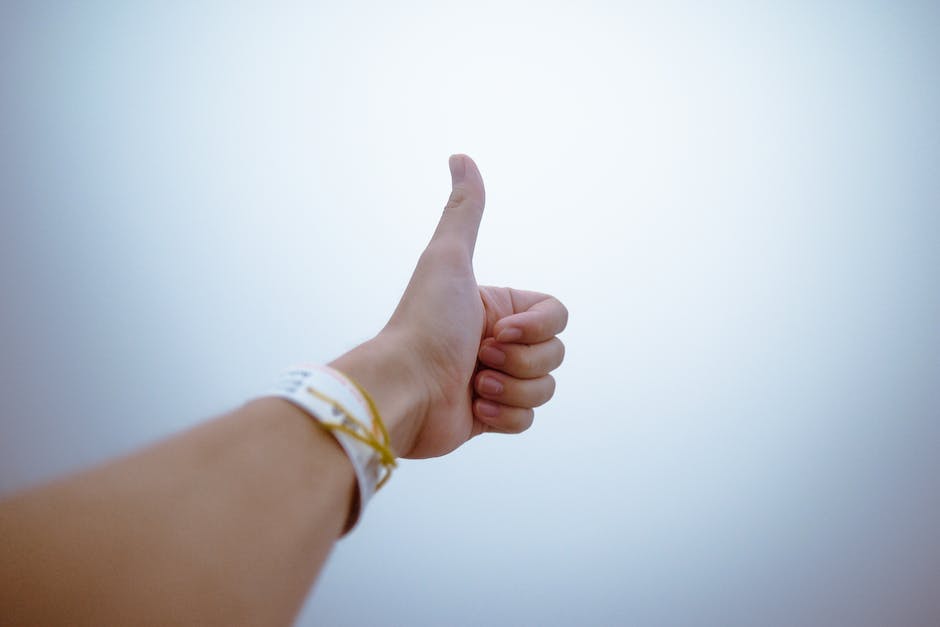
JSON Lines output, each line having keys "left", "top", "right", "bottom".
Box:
{"left": 0, "top": 398, "right": 355, "bottom": 625}
{"left": 0, "top": 155, "right": 568, "bottom": 626}
{"left": 0, "top": 339, "right": 423, "bottom": 626}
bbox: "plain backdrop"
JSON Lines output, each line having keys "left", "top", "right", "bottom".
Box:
{"left": 1, "top": 2, "right": 938, "bottom": 625}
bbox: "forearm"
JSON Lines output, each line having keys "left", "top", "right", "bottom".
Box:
{"left": 0, "top": 398, "right": 353, "bottom": 626}
{"left": 0, "top": 333, "right": 427, "bottom": 626}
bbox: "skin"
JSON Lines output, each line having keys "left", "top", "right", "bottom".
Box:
{"left": 0, "top": 155, "right": 568, "bottom": 626}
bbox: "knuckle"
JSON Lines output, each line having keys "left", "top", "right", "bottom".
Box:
{"left": 444, "top": 185, "right": 469, "bottom": 211}
{"left": 544, "top": 375, "right": 557, "bottom": 401}
{"left": 506, "top": 408, "right": 535, "bottom": 433}
{"left": 558, "top": 300, "right": 569, "bottom": 331}
{"left": 422, "top": 239, "right": 471, "bottom": 268}
{"left": 520, "top": 408, "right": 536, "bottom": 431}
{"left": 532, "top": 375, "right": 555, "bottom": 407}
{"left": 534, "top": 317, "right": 551, "bottom": 339}
{"left": 534, "top": 342, "right": 556, "bottom": 373}
{"left": 553, "top": 338, "right": 566, "bottom": 366}
{"left": 515, "top": 348, "right": 536, "bottom": 374}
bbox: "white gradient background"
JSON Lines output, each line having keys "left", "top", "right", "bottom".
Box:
{"left": 1, "top": 2, "right": 939, "bottom": 625}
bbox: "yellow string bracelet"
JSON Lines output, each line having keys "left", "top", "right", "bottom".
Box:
{"left": 304, "top": 385, "right": 397, "bottom": 490}
{"left": 268, "top": 365, "right": 397, "bottom": 533}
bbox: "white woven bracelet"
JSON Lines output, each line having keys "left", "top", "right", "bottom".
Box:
{"left": 268, "top": 365, "right": 392, "bottom": 533}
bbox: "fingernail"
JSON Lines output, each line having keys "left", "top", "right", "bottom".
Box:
{"left": 497, "top": 327, "right": 523, "bottom": 343}
{"left": 449, "top": 154, "right": 466, "bottom": 185}
{"left": 479, "top": 376, "right": 503, "bottom": 396}
{"left": 477, "top": 400, "right": 500, "bottom": 417}
{"left": 479, "top": 345, "right": 506, "bottom": 366}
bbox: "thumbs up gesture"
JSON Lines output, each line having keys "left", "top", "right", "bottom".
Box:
{"left": 331, "top": 155, "right": 568, "bottom": 459}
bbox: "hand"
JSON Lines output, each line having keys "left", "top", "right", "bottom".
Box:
{"left": 351, "top": 154, "right": 568, "bottom": 459}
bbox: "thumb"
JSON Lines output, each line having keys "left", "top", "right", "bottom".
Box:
{"left": 431, "top": 154, "right": 486, "bottom": 254}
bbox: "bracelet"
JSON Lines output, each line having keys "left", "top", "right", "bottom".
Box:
{"left": 268, "top": 365, "right": 396, "bottom": 534}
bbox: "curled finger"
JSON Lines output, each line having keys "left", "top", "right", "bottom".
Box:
{"left": 473, "top": 400, "right": 535, "bottom": 434}
{"left": 478, "top": 336, "right": 566, "bottom": 379}
{"left": 493, "top": 295, "right": 569, "bottom": 344}
{"left": 475, "top": 370, "right": 556, "bottom": 408}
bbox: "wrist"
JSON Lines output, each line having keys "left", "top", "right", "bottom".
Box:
{"left": 328, "top": 332, "right": 428, "bottom": 457}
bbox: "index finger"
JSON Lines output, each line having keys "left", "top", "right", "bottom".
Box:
{"left": 493, "top": 293, "right": 568, "bottom": 344}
